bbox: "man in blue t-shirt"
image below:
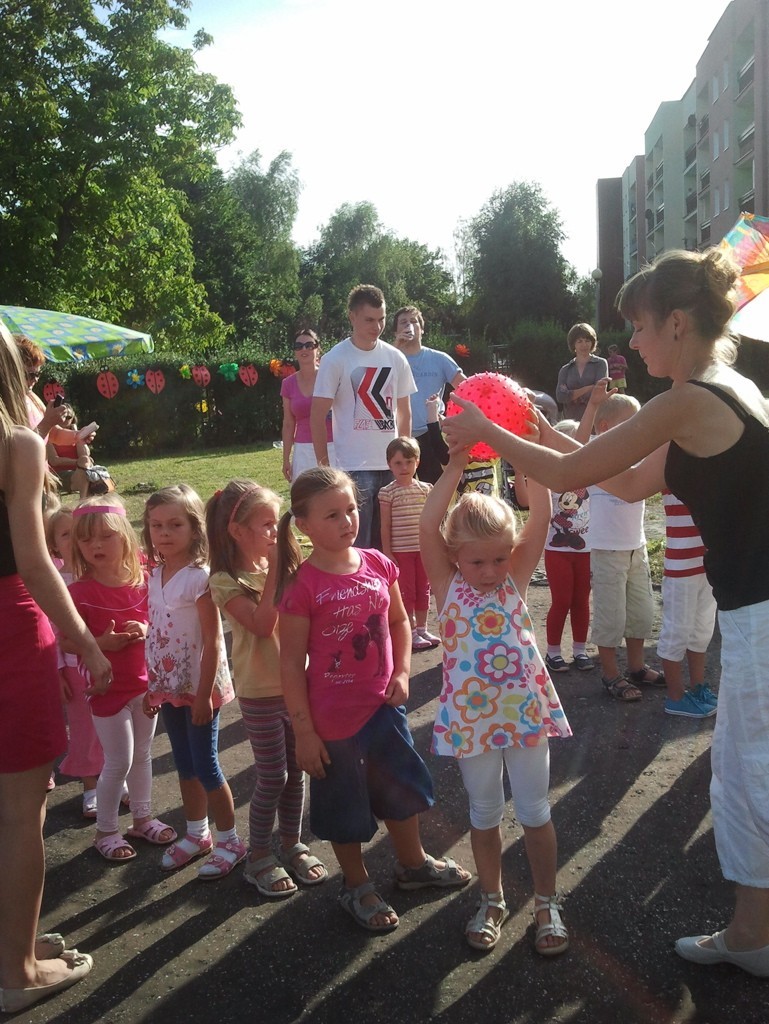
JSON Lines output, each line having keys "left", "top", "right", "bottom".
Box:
{"left": 391, "top": 306, "right": 465, "bottom": 484}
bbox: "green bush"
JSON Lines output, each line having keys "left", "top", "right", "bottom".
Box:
{"left": 40, "top": 352, "right": 284, "bottom": 458}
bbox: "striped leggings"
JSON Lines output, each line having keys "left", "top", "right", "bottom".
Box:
{"left": 238, "top": 695, "right": 305, "bottom": 850}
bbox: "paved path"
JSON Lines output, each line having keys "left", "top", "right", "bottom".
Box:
{"left": 29, "top": 585, "right": 769, "bottom": 1024}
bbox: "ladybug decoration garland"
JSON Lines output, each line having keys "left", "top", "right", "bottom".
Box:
{"left": 145, "top": 369, "right": 166, "bottom": 395}
{"left": 96, "top": 368, "right": 119, "bottom": 400}
{"left": 238, "top": 364, "right": 258, "bottom": 387}
{"left": 191, "top": 365, "right": 211, "bottom": 387}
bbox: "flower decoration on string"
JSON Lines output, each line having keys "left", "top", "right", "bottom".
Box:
{"left": 455, "top": 344, "right": 471, "bottom": 359}
{"left": 179, "top": 364, "right": 191, "bottom": 380}
{"left": 217, "top": 362, "right": 239, "bottom": 382}
{"left": 195, "top": 400, "right": 209, "bottom": 414}
{"left": 126, "top": 368, "right": 145, "bottom": 388}
{"left": 269, "top": 358, "right": 296, "bottom": 379}
{"left": 269, "top": 358, "right": 283, "bottom": 378}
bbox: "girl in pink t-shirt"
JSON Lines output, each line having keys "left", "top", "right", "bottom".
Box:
{"left": 68, "top": 497, "right": 176, "bottom": 862}
{"left": 276, "top": 466, "right": 470, "bottom": 934}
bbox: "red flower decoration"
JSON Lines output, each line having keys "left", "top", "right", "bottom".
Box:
{"left": 455, "top": 344, "right": 471, "bottom": 358}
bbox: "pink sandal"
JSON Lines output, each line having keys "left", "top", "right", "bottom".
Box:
{"left": 94, "top": 832, "right": 137, "bottom": 861}
{"left": 161, "top": 834, "right": 213, "bottom": 871}
{"left": 125, "top": 819, "right": 177, "bottom": 846}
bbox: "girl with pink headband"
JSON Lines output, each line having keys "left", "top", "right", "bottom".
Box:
{"left": 68, "top": 495, "right": 176, "bottom": 861}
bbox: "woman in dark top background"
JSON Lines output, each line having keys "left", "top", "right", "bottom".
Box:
{"left": 555, "top": 323, "right": 609, "bottom": 421}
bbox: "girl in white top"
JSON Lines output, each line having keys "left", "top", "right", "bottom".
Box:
{"left": 143, "top": 485, "right": 243, "bottom": 879}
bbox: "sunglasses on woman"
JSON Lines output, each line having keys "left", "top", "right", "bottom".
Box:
{"left": 294, "top": 341, "right": 318, "bottom": 350}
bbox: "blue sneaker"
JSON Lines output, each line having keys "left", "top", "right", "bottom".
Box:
{"left": 690, "top": 683, "right": 718, "bottom": 707}
{"left": 664, "top": 692, "right": 717, "bottom": 719}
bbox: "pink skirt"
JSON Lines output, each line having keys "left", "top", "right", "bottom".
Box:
{"left": 59, "top": 664, "right": 104, "bottom": 778}
{"left": 0, "top": 574, "right": 67, "bottom": 772}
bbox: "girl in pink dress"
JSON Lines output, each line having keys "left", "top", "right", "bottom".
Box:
{"left": 68, "top": 497, "right": 176, "bottom": 862}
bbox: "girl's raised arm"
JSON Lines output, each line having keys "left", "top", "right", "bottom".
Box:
{"left": 419, "top": 450, "right": 468, "bottom": 610}
{"left": 222, "top": 547, "right": 279, "bottom": 639}
{"left": 510, "top": 476, "right": 550, "bottom": 600}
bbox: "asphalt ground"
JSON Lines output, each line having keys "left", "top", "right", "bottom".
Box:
{"left": 24, "top": 579, "right": 769, "bottom": 1024}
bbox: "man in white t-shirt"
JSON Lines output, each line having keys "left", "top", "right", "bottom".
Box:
{"left": 391, "top": 306, "right": 465, "bottom": 484}
{"left": 311, "top": 284, "right": 416, "bottom": 549}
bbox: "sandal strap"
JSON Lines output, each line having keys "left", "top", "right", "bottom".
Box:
{"left": 280, "top": 842, "right": 310, "bottom": 862}
{"left": 466, "top": 891, "right": 509, "bottom": 944}
{"left": 533, "top": 893, "right": 568, "bottom": 940}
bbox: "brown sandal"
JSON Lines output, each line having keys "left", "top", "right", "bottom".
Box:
{"left": 602, "top": 675, "right": 642, "bottom": 702}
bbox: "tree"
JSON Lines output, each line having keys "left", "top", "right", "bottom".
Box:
{"left": 301, "top": 202, "right": 456, "bottom": 338}
{"left": 185, "top": 150, "right": 302, "bottom": 353}
{"left": 0, "top": 0, "right": 240, "bottom": 349}
{"left": 465, "top": 182, "right": 579, "bottom": 339}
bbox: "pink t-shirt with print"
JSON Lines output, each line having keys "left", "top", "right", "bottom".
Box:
{"left": 278, "top": 548, "right": 397, "bottom": 741}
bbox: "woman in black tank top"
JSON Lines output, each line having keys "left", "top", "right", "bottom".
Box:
{"left": 0, "top": 330, "right": 112, "bottom": 1012}
{"left": 442, "top": 247, "right": 769, "bottom": 977}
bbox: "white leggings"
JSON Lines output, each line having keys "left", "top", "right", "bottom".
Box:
{"left": 91, "top": 694, "right": 157, "bottom": 833}
{"left": 458, "top": 741, "right": 552, "bottom": 831}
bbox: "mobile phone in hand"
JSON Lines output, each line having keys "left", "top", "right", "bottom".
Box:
{"left": 53, "top": 393, "right": 65, "bottom": 407}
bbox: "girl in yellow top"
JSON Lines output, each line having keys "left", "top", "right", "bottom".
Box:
{"left": 206, "top": 480, "right": 327, "bottom": 898}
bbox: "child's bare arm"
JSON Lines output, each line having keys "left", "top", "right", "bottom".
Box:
{"left": 379, "top": 497, "right": 393, "bottom": 559}
{"left": 279, "top": 612, "right": 330, "bottom": 779}
{"left": 419, "top": 450, "right": 467, "bottom": 608}
{"left": 510, "top": 477, "right": 550, "bottom": 598}
{"left": 385, "top": 582, "right": 411, "bottom": 705}
{"left": 575, "top": 378, "right": 616, "bottom": 445}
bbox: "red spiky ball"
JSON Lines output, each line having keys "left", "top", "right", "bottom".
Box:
{"left": 445, "top": 372, "right": 532, "bottom": 461}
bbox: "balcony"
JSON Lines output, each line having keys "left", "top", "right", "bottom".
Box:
{"left": 684, "top": 143, "right": 697, "bottom": 168}
{"left": 655, "top": 163, "right": 664, "bottom": 183}
{"left": 738, "top": 56, "right": 755, "bottom": 95}
{"left": 698, "top": 169, "right": 711, "bottom": 195}
{"left": 701, "top": 221, "right": 711, "bottom": 245}
{"left": 739, "top": 188, "right": 755, "bottom": 213}
{"left": 738, "top": 123, "right": 755, "bottom": 159}
{"left": 655, "top": 204, "right": 665, "bottom": 226}
{"left": 698, "top": 114, "right": 710, "bottom": 140}
{"left": 685, "top": 192, "right": 698, "bottom": 216}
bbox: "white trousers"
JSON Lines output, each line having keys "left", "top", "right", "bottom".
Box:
{"left": 712, "top": 600, "right": 769, "bottom": 887}
{"left": 458, "top": 740, "right": 551, "bottom": 830}
{"left": 91, "top": 694, "right": 158, "bottom": 833}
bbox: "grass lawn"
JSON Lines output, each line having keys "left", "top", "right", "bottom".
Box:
{"left": 65, "top": 443, "right": 290, "bottom": 528}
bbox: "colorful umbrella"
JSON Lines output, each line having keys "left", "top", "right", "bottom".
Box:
{"left": 718, "top": 213, "right": 769, "bottom": 342}
{"left": 0, "top": 305, "right": 154, "bottom": 362}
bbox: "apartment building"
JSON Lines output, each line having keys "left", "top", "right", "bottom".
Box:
{"left": 595, "top": 0, "right": 768, "bottom": 327}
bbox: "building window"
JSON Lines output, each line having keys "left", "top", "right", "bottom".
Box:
{"left": 723, "top": 120, "right": 729, "bottom": 150}
{"left": 712, "top": 74, "right": 719, "bottom": 103}
{"left": 713, "top": 130, "right": 720, "bottom": 161}
{"left": 724, "top": 179, "right": 730, "bottom": 210}
{"left": 723, "top": 59, "right": 729, "bottom": 91}
{"left": 714, "top": 186, "right": 721, "bottom": 217}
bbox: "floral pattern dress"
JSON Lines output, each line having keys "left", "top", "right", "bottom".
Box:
{"left": 146, "top": 564, "right": 234, "bottom": 708}
{"left": 433, "top": 572, "right": 572, "bottom": 758}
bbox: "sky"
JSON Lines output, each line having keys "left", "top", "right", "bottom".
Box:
{"left": 173, "top": 0, "right": 733, "bottom": 277}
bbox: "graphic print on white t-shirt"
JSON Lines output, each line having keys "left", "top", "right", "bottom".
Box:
{"left": 351, "top": 365, "right": 395, "bottom": 431}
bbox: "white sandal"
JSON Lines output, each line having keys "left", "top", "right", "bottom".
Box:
{"left": 533, "top": 892, "right": 569, "bottom": 956}
{"left": 465, "top": 891, "right": 509, "bottom": 951}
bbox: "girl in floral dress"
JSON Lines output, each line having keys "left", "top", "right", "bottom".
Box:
{"left": 143, "top": 486, "right": 242, "bottom": 879}
{"left": 420, "top": 449, "right": 572, "bottom": 955}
